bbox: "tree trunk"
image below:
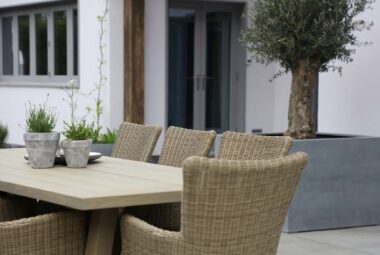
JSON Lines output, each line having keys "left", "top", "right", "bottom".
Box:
{"left": 286, "top": 59, "right": 318, "bottom": 139}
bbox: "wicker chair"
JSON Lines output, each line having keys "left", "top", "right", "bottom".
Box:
{"left": 218, "top": 131, "right": 293, "bottom": 160}
{"left": 158, "top": 126, "right": 216, "bottom": 167}
{"left": 126, "top": 126, "right": 216, "bottom": 231}
{"left": 121, "top": 153, "right": 308, "bottom": 255}
{"left": 0, "top": 195, "right": 34, "bottom": 222}
{"left": 0, "top": 211, "right": 85, "bottom": 255}
{"left": 112, "top": 122, "right": 162, "bottom": 162}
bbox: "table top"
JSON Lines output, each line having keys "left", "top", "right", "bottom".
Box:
{"left": 0, "top": 148, "right": 182, "bottom": 210}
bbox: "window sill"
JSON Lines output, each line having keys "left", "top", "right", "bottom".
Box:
{"left": 0, "top": 81, "right": 79, "bottom": 88}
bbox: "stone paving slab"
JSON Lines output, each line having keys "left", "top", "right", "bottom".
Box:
{"left": 278, "top": 226, "right": 380, "bottom": 255}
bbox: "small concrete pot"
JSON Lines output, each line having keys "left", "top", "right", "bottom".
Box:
{"left": 24, "top": 132, "right": 60, "bottom": 169}
{"left": 61, "top": 139, "right": 92, "bottom": 168}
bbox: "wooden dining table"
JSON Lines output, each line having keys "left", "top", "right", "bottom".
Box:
{"left": 0, "top": 148, "right": 183, "bottom": 255}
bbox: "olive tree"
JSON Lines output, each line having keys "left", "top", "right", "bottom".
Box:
{"left": 241, "top": 0, "right": 374, "bottom": 138}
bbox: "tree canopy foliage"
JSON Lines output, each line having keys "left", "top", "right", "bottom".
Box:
{"left": 241, "top": 0, "right": 374, "bottom": 74}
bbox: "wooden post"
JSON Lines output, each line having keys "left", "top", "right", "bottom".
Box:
{"left": 124, "top": 0, "right": 144, "bottom": 124}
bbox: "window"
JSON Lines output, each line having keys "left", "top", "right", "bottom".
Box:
{"left": 0, "top": 5, "right": 78, "bottom": 86}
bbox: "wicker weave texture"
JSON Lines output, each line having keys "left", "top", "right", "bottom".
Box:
{"left": 0, "top": 211, "right": 85, "bottom": 255}
{"left": 0, "top": 196, "right": 33, "bottom": 222}
{"left": 112, "top": 122, "right": 162, "bottom": 162}
{"left": 121, "top": 153, "right": 308, "bottom": 255}
{"left": 158, "top": 126, "right": 216, "bottom": 167}
{"left": 132, "top": 126, "right": 216, "bottom": 231}
{"left": 218, "top": 131, "right": 293, "bottom": 160}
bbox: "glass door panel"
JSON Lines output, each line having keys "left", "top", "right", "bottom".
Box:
{"left": 168, "top": 9, "right": 195, "bottom": 129}
{"left": 205, "top": 12, "right": 231, "bottom": 132}
{"left": 168, "top": 3, "right": 237, "bottom": 132}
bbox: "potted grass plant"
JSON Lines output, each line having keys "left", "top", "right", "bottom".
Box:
{"left": 23, "top": 98, "right": 59, "bottom": 169}
{"left": 61, "top": 120, "right": 93, "bottom": 168}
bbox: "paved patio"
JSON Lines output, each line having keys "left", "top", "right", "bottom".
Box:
{"left": 278, "top": 226, "right": 380, "bottom": 254}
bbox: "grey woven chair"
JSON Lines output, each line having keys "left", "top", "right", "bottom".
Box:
{"left": 218, "top": 131, "right": 293, "bottom": 160}
{"left": 158, "top": 126, "right": 216, "bottom": 167}
{"left": 121, "top": 153, "right": 308, "bottom": 255}
{"left": 111, "top": 122, "right": 162, "bottom": 162}
{"left": 0, "top": 195, "right": 34, "bottom": 222}
{"left": 126, "top": 126, "right": 216, "bottom": 231}
{"left": 0, "top": 211, "right": 85, "bottom": 255}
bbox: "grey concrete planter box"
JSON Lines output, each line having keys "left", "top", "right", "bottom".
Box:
{"left": 283, "top": 134, "right": 380, "bottom": 233}
{"left": 91, "top": 143, "right": 114, "bottom": 156}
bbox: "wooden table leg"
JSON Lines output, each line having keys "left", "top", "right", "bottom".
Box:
{"left": 85, "top": 208, "right": 119, "bottom": 255}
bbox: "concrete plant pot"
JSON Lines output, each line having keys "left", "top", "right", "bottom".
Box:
{"left": 282, "top": 134, "right": 380, "bottom": 233}
{"left": 61, "top": 139, "right": 92, "bottom": 168}
{"left": 91, "top": 143, "right": 114, "bottom": 156}
{"left": 215, "top": 132, "right": 380, "bottom": 232}
{"left": 24, "top": 132, "right": 60, "bottom": 169}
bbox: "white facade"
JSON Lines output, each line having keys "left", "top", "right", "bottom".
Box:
{"left": 0, "top": 0, "right": 124, "bottom": 145}
{"left": 0, "top": 0, "right": 379, "bottom": 148}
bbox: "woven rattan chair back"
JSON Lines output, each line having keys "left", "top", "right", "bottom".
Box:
{"left": 112, "top": 122, "right": 162, "bottom": 162}
{"left": 218, "top": 131, "right": 293, "bottom": 160}
{"left": 181, "top": 153, "right": 308, "bottom": 254}
{"left": 0, "top": 196, "right": 33, "bottom": 222}
{"left": 158, "top": 126, "right": 216, "bottom": 167}
{"left": 0, "top": 211, "right": 85, "bottom": 254}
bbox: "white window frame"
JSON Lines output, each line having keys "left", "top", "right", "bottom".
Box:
{"left": 0, "top": 4, "right": 78, "bottom": 87}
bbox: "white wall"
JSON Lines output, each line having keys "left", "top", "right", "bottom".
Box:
{"left": 244, "top": 62, "right": 277, "bottom": 133}
{"left": 272, "top": 69, "right": 291, "bottom": 133}
{"left": 0, "top": 0, "right": 124, "bottom": 145}
{"left": 78, "top": 0, "right": 110, "bottom": 129}
{"left": 108, "top": 0, "right": 124, "bottom": 130}
{"left": 318, "top": 2, "right": 380, "bottom": 136}
{"left": 243, "top": 0, "right": 278, "bottom": 134}
{"left": 144, "top": 0, "right": 168, "bottom": 154}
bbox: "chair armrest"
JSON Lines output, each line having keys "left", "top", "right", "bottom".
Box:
{"left": 121, "top": 214, "right": 183, "bottom": 255}
{"left": 125, "top": 203, "right": 181, "bottom": 231}
{"left": 0, "top": 211, "right": 85, "bottom": 255}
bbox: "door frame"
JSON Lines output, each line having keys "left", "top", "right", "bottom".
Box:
{"left": 168, "top": 0, "right": 246, "bottom": 132}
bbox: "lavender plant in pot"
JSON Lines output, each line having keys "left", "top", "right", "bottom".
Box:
{"left": 23, "top": 100, "right": 59, "bottom": 169}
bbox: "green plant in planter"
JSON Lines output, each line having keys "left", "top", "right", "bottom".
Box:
{"left": 0, "top": 124, "right": 8, "bottom": 147}
{"left": 25, "top": 102, "right": 57, "bottom": 133}
{"left": 62, "top": 80, "right": 94, "bottom": 168}
{"left": 23, "top": 97, "right": 60, "bottom": 169}
{"left": 241, "top": 0, "right": 374, "bottom": 139}
{"left": 61, "top": 122, "right": 93, "bottom": 168}
{"left": 61, "top": 121, "right": 93, "bottom": 168}
{"left": 63, "top": 121, "right": 94, "bottom": 141}
{"left": 92, "top": 128, "right": 117, "bottom": 144}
